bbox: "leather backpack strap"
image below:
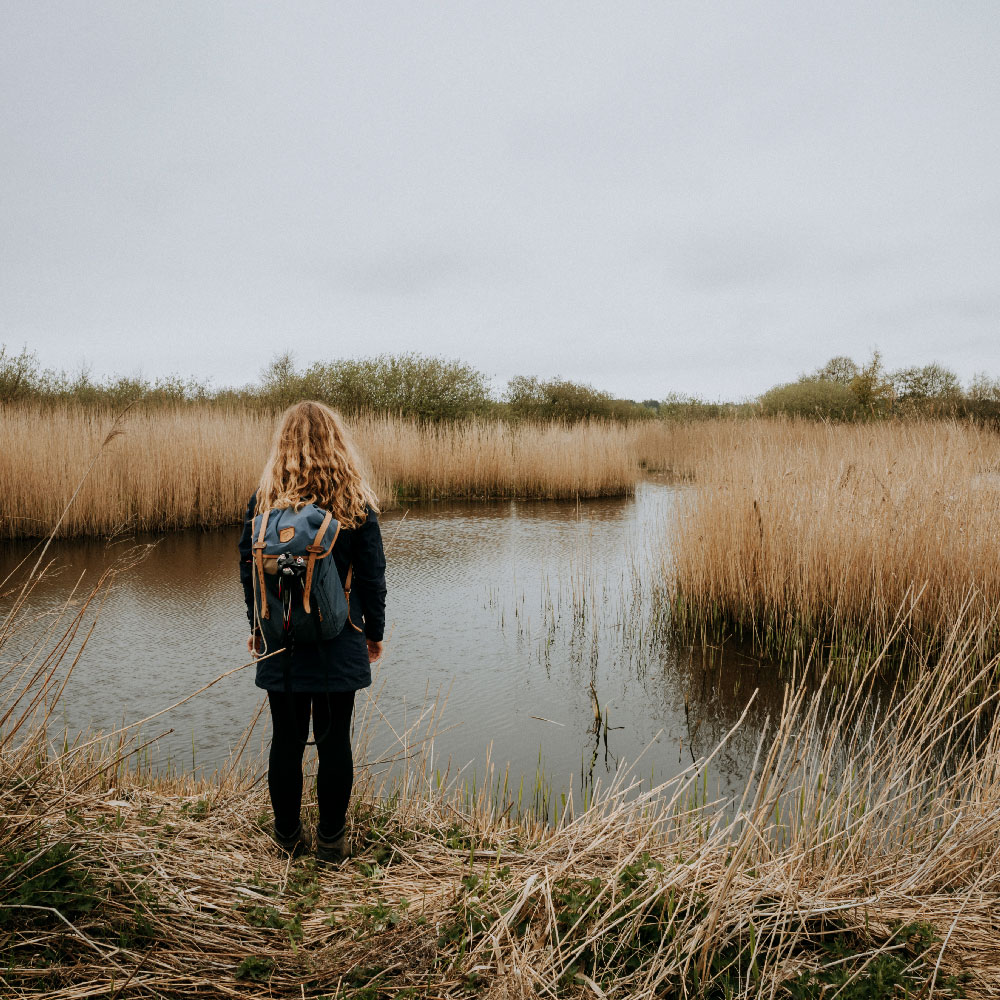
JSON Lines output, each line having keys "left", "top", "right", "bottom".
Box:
{"left": 252, "top": 508, "right": 272, "bottom": 620}
{"left": 344, "top": 564, "right": 363, "bottom": 633}
{"left": 303, "top": 511, "right": 337, "bottom": 615}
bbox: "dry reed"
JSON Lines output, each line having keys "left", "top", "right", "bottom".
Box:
{"left": 666, "top": 419, "right": 1000, "bottom": 664}
{"left": 5, "top": 415, "right": 1000, "bottom": 995}
{"left": 0, "top": 403, "right": 679, "bottom": 538}
{"left": 3, "top": 539, "right": 1000, "bottom": 996}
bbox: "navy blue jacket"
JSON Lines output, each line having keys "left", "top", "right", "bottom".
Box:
{"left": 238, "top": 494, "right": 386, "bottom": 692}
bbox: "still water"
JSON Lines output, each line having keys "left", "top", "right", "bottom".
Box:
{"left": 2, "top": 484, "right": 787, "bottom": 803}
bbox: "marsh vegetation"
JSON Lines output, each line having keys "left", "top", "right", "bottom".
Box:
{"left": 4, "top": 351, "right": 1000, "bottom": 994}
{"left": 666, "top": 419, "right": 1000, "bottom": 668}
{"left": 0, "top": 403, "right": 681, "bottom": 538}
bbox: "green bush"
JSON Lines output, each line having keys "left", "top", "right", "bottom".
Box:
{"left": 810, "top": 355, "right": 860, "bottom": 384}
{"left": 765, "top": 352, "right": 894, "bottom": 421}
{"left": 969, "top": 371, "right": 1000, "bottom": 403}
{"left": 0, "top": 343, "right": 212, "bottom": 407}
{"left": 658, "top": 392, "right": 749, "bottom": 421}
{"left": 952, "top": 395, "right": 1000, "bottom": 426}
{"left": 760, "top": 353, "right": 997, "bottom": 424}
{"left": 246, "top": 351, "right": 494, "bottom": 419}
{"left": 302, "top": 353, "right": 494, "bottom": 420}
{"left": 0, "top": 344, "right": 41, "bottom": 401}
{"left": 759, "top": 378, "right": 861, "bottom": 420}
{"left": 504, "top": 375, "right": 652, "bottom": 422}
{"left": 891, "top": 362, "right": 962, "bottom": 402}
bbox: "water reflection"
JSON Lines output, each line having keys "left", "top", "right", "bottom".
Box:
{"left": 0, "top": 484, "right": 792, "bottom": 804}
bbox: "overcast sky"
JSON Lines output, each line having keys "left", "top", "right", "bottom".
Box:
{"left": 2, "top": 2, "right": 998, "bottom": 400}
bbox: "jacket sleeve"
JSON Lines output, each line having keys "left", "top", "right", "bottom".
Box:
{"left": 352, "top": 507, "right": 387, "bottom": 642}
{"left": 237, "top": 494, "right": 258, "bottom": 627}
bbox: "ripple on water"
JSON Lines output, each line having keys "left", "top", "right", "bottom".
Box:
{"left": 1, "top": 484, "right": 786, "bottom": 804}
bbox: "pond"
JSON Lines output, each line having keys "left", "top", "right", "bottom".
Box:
{"left": 1, "top": 483, "right": 789, "bottom": 807}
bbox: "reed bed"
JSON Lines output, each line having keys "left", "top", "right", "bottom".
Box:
{"left": 666, "top": 419, "right": 1000, "bottom": 665}
{"left": 0, "top": 403, "right": 679, "bottom": 539}
{"left": 4, "top": 544, "right": 1000, "bottom": 996}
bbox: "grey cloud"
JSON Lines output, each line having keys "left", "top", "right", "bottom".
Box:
{"left": 338, "top": 248, "right": 478, "bottom": 297}
{"left": 1, "top": 1, "right": 998, "bottom": 401}
{"left": 634, "top": 229, "right": 808, "bottom": 291}
{"left": 330, "top": 245, "right": 522, "bottom": 298}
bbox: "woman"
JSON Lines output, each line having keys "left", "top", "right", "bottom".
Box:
{"left": 238, "top": 401, "right": 386, "bottom": 862}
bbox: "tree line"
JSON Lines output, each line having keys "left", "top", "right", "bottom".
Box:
{"left": 757, "top": 352, "right": 1000, "bottom": 421}
{"left": 0, "top": 346, "right": 657, "bottom": 422}
{"left": 1, "top": 343, "right": 997, "bottom": 423}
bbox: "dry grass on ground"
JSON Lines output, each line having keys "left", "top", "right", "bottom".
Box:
{"left": 0, "top": 404, "right": 679, "bottom": 538}
{"left": 3, "top": 557, "right": 1000, "bottom": 998}
{"left": 666, "top": 419, "right": 1000, "bottom": 663}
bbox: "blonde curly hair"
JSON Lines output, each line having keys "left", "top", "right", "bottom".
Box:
{"left": 255, "top": 401, "right": 379, "bottom": 527}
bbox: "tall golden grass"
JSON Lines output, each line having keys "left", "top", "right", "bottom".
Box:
{"left": 4, "top": 427, "right": 1000, "bottom": 994}
{"left": 667, "top": 419, "right": 1000, "bottom": 662}
{"left": 0, "top": 403, "right": 679, "bottom": 538}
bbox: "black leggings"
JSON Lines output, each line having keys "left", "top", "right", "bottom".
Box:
{"left": 266, "top": 690, "right": 356, "bottom": 840}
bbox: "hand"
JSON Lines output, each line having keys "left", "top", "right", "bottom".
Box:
{"left": 366, "top": 639, "right": 383, "bottom": 663}
{"left": 247, "top": 630, "right": 262, "bottom": 658}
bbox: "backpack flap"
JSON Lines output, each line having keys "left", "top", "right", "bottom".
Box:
{"left": 251, "top": 504, "right": 351, "bottom": 643}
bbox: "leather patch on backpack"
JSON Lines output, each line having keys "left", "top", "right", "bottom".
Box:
{"left": 279, "top": 527, "right": 295, "bottom": 543}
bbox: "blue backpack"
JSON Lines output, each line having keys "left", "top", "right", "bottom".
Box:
{"left": 250, "top": 503, "right": 360, "bottom": 649}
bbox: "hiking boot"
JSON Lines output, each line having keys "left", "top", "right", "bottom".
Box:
{"left": 272, "top": 822, "right": 310, "bottom": 858}
{"left": 315, "top": 825, "right": 350, "bottom": 864}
